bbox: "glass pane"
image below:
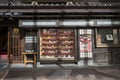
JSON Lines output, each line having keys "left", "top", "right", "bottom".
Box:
{"left": 40, "top": 29, "right": 58, "bottom": 59}
{"left": 58, "top": 29, "right": 75, "bottom": 58}
{"left": 40, "top": 29, "right": 75, "bottom": 59}
{"left": 97, "top": 29, "right": 114, "bottom": 44}
{"left": 96, "top": 28, "right": 120, "bottom": 47}
{"left": 79, "top": 29, "right": 92, "bottom": 59}
{"left": 25, "top": 32, "right": 37, "bottom": 52}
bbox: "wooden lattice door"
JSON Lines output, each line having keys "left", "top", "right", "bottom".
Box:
{"left": 10, "top": 28, "right": 24, "bottom": 63}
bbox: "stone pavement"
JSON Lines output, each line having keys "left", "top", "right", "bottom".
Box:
{"left": 95, "top": 66, "right": 120, "bottom": 78}
{"left": 0, "top": 63, "right": 120, "bottom": 80}
{"left": 0, "top": 68, "right": 120, "bottom": 80}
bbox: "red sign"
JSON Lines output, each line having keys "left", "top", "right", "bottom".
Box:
{"left": 80, "top": 36, "right": 92, "bottom": 53}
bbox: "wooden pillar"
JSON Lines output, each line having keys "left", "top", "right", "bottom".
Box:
{"left": 7, "top": 27, "right": 11, "bottom": 63}
{"left": 0, "top": 36, "right": 1, "bottom": 53}
{"left": 0, "top": 39, "right": 1, "bottom": 52}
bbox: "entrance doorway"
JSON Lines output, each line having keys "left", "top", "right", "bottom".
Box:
{"left": 79, "top": 29, "right": 93, "bottom": 65}
{"left": 0, "top": 27, "right": 8, "bottom": 60}
{"left": 10, "top": 28, "right": 23, "bottom": 63}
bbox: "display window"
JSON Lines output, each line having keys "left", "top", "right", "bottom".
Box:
{"left": 79, "top": 29, "right": 93, "bottom": 59}
{"left": 40, "top": 29, "right": 75, "bottom": 60}
{"left": 96, "top": 28, "right": 120, "bottom": 47}
{"left": 25, "top": 32, "right": 37, "bottom": 52}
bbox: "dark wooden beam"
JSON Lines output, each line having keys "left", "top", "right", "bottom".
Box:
{"left": 7, "top": 27, "right": 10, "bottom": 63}
{"left": 0, "top": 5, "right": 120, "bottom": 9}
{"left": 0, "top": 9, "right": 120, "bottom": 13}
{"left": 21, "top": 0, "right": 120, "bottom": 2}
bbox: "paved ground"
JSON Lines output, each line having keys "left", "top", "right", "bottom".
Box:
{"left": 0, "top": 59, "right": 120, "bottom": 80}
{"left": 0, "top": 64, "right": 120, "bottom": 80}
{"left": 96, "top": 66, "right": 120, "bottom": 78}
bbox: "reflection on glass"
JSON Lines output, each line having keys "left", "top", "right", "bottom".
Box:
{"left": 97, "top": 29, "right": 114, "bottom": 43}
{"left": 96, "top": 29, "right": 120, "bottom": 47}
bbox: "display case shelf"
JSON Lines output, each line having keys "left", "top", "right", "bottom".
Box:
{"left": 59, "top": 37, "right": 74, "bottom": 39}
{"left": 59, "top": 43, "right": 74, "bottom": 45}
{"left": 59, "top": 34, "right": 74, "bottom": 36}
{"left": 42, "top": 38, "right": 57, "bottom": 41}
{"left": 59, "top": 45, "right": 73, "bottom": 48}
{"left": 59, "top": 52, "right": 73, "bottom": 54}
{"left": 41, "top": 34, "right": 57, "bottom": 36}
{"left": 42, "top": 43, "right": 57, "bottom": 45}
{"left": 42, "top": 53, "right": 57, "bottom": 55}
{"left": 42, "top": 48, "right": 58, "bottom": 50}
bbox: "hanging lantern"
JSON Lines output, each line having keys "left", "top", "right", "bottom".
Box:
{"left": 13, "top": 28, "right": 19, "bottom": 34}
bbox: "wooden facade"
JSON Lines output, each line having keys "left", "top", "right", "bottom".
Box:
{"left": 0, "top": 0, "right": 120, "bottom": 64}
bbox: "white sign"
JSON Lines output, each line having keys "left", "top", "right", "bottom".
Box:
{"left": 19, "top": 19, "right": 120, "bottom": 27}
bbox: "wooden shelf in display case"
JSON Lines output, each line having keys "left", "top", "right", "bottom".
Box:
{"left": 42, "top": 48, "right": 58, "bottom": 50}
{"left": 59, "top": 53, "right": 73, "bottom": 55}
{"left": 59, "top": 37, "right": 74, "bottom": 40}
{"left": 42, "top": 41, "right": 58, "bottom": 45}
{"left": 42, "top": 36, "right": 56, "bottom": 41}
{"left": 59, "top": 30, "right": 74, "bottom": 35}
{"left": 41, "top": 34, "right": 57, "bottom": 36}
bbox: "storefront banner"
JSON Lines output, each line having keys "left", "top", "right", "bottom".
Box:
{"left": 21, "top": 20, "right": 58, "bottom": 27}
{"left": 19, "top": 19, "right": 120, "bottom": 27}
{"left": 60, "top": 20, "right": 87, "bottom": 26}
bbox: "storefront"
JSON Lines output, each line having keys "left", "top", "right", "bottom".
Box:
{"left": 0, "top": 0, "right": 120, "bottom": 65}
{"left": 5, "top": 19, "right": 119, "bottom": 65}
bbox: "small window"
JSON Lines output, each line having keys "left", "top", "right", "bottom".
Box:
{"left": 25, "top": 32, "right": 37, "bottom": 52}
{"left": 96, "top": 28, "right": 120, "bottom": 47}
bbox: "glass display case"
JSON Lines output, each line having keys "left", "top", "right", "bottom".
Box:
{"left": 40, "top": 29, "right": 75, "bottom": 60}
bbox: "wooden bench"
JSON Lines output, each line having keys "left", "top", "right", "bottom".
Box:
{"left": 22, "top": 52, "right": 37, "bottom": 66}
